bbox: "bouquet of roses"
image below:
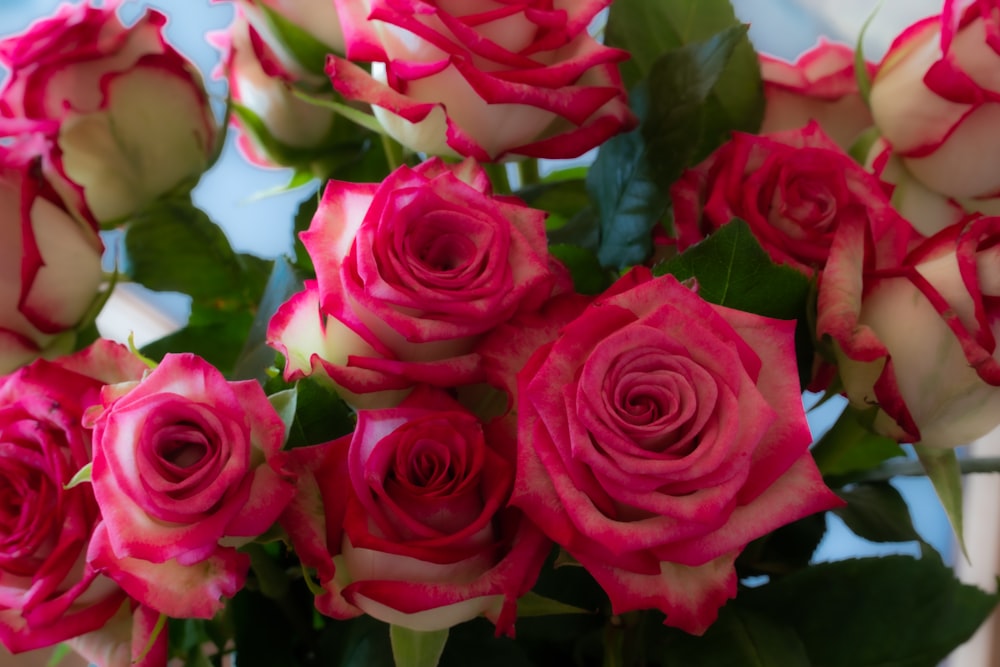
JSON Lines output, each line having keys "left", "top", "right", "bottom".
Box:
{"left": 0, "top": 0, "right": 997, "bottom": 665}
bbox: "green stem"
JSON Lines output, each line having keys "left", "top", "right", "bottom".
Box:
{"left": 831, "top": 456, "right": 1000, "bottom": 485}
{"left": 380, "top": 132, "right": 403, "bottom": 171}
{"left": 484, "top": 162, "right": 512, "bottom": 194}
{"left": 518, "top": 159, "right": 541, "bottom": 187}
{"left": 602, "top": 616, "right": 625, "bottom": 667}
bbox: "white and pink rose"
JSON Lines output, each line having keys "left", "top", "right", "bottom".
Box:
{"left": 670, "top": 122, "right": 909, "bottom": 277}
{"left": 500, "top": 268, "right": 842, "bottom": 634}
{"left": 818, "top": 213, "right": 1000, "bottom": 448}
{"left": 279, "top": 387, "right": 550, "bottom": 633}
{"left": 870, "top": 0, "right": 1000, "bottom": 202}
{"left": 760, "top": 39, "right": 875, "bottom": 150}
{"left": 0, "top": 1, "right": 217, "bottom": 225}
{"left": 268, "top": 157, "right": 564, "bottom": 408}
{"left": 0, "top": 140, "right": 103, "bottom": 375}
{"left": 327, "top": 0, "right": 636, "bottom": 160}
{"left": 0, "top": 340, "right": 146, "bottom": 654}
{"left": 86, "top": 353, "right": 297, "bottom": 619}
{"left": 216, "top": 9, "right": 339, "bottom": 170}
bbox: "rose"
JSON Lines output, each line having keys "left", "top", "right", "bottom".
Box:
{"left": 0, "top": 140, "right": 103, "bottom": 374}
{"left": 0, "top": 2, "right": 218, "bottom": 225}
{"left": 506, "top": 268, "right": 842, "bottom": 634}
{"left": 326, "top": 0, "right": 636, "bottom": 160}
{"left": 759, "top": 39, "right": 875, "bottom": 149}
{"left": 0, "top": 340, "right": 147, "bottom": 654}
{"left": 818, "top": 214, "right": 1000, "bottom": 448}
{"left": 670, "top": 122, "right": 907, "bottom": 276}
{"left": 85, "top": 353, "right": 297, "bottom": 619}
{"left": 268, "top": 157, "right": 563, "bottom": 408}
{"left": 217, "top": 10, "right": 338, "bottom": 169}
{"left": 279, "top": 387, "right": 550, "bottom": 633}
{"left": 870, "top": 2, "right": 1000, "bottom": 201}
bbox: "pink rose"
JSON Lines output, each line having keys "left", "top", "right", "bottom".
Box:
{"left": 0, "top": 1, "right": 217, "bottom": 225}
{"left": 217, "top": 10, "right": 338, "bottom": 169}
{"left": 268, "top": 158, "right": 563, "bottom": 408}
{"left": 0, "top": 340, "right": 146, "bottom": 654}
{"left": 870, "top": 1, "right": 1000, "bottom": 200}
{"left": 0, "top": 140, "right": 103, "bottom": 374}
{"left": 671, "top": 122, "right": 907, "bottom": 276}
{"left": 86, "top": 353, "right": 296, "bottom": 619}
{"left": 326, "top": 0, "right": 636, "bottom": 160}
{"left": 279, "top": 387, "right": 550, "bottom": 633}
{"left": 760, "top": 39, "right": 875, "bottom": 149}
{"left": 507, "top": 269, "right": 842, "bottom": 634}
{"left": 818, "top": 214, "right": 1000, "bottom": 448}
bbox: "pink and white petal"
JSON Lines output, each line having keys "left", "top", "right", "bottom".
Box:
{"left": 88, "top": 523, "right": 248, "bottom": 619}
{"left": 67, "top": 601, "right": 166, "bottom": 667}
{"left": 656, "top": 453, "right": 843, "bottom": 566}
{"left": 225, "top": 460, "right": 297, "bottom": 538}
{"left": 578, "top": 551, "right": 740, "bottom": 636}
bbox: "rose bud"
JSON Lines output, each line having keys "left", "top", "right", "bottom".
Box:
{"left": 267, "top": 157, "right": 565, "bottom": 409}
{"left": 819, "top": 213, "right": 1000, "bottom": 448}
{"left": 0, "top": 1, "right": 218, "bottom": 226}
{"left": 759, "top": 39, "right": 875, "bottom": 150}
{"left": 499, "top": 268, "right": 841, "bottom": 634}
{"left": 327, "top": 0, "right": 636, "bottom": 160}
{"left": 216, "top": 9, "right": 338, "bottom": 170}
{"left": 86, "top": 353, "right": 297, "bottom": 619}
{"left": 0, "top": 340, "right": 147, "bottom": 654}
{"left": 870, "top": 2, "right": 1000, "bottom": 201}
{"left": 279, "top": 387, "right": 550, "bottom": 634}
{"left": 0, "top": 139, "right": 103, "bottom": 374}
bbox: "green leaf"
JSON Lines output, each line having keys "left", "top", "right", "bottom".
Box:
{"left": 123, "top": 200, "right": 249, "bottom": 304}
{"left": 662, "top": 605, "right": 810, "bottom": 667}
{"left": 140, "top": 313, "right": 254, "bottom": 374}
{"left": 294, "top": 89, "right": 388, "bottom": 135}
{"left": 914, "top": 444, "right": 967, "bottom": 559}
{"left": 653, "top": 219, "right": 811, "bottom": 320}
{"left": 515, "top": 591, "right": 592, "bottom": 618}
{"left": 548, "top": 244, "right": 613, "bottom": 295}
{"left": 743, "top": 556, "right": 999, "bottom": 667}
{"left": 390, "top": 626, "right": 448, "bottom": 667}
{"left": 45, "top": 644, "right": 72, "bottom": 667}
{"left": 834, "top": 482, "right": 925, "bottom": 544}
{"left": 587, "top": 82, "right": 667, "bottom": 270}
{"left": 589, "top": 25, "right": 749, "bottom": 271}
{"left": 278, "top": 376, "right": 355, "bottom": 449}
{"left": 232, "top": 258, "right": 302, "bottom": 382}
{"left": 515, "top": 178, "right": 589, "bottom": 232}
{"left": 854, "top": 0, "right": 885, "bottom": 106}
{"left": 607, "top": 0, "right": 764, "bottom": 137}
{"left": 642, "top": 24, "right": 752, "bottom": 185}
{"left": 63, "top": 463, "right": 92, "bottom": 490}
{"left": 267, "top": 387, "right": 297, "bottom": 447}
{"left": 737, "top": 512, "right": 828, "bottom": 578}
{"left": 811, "top": 405, "right": 906, "bottom": 477}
